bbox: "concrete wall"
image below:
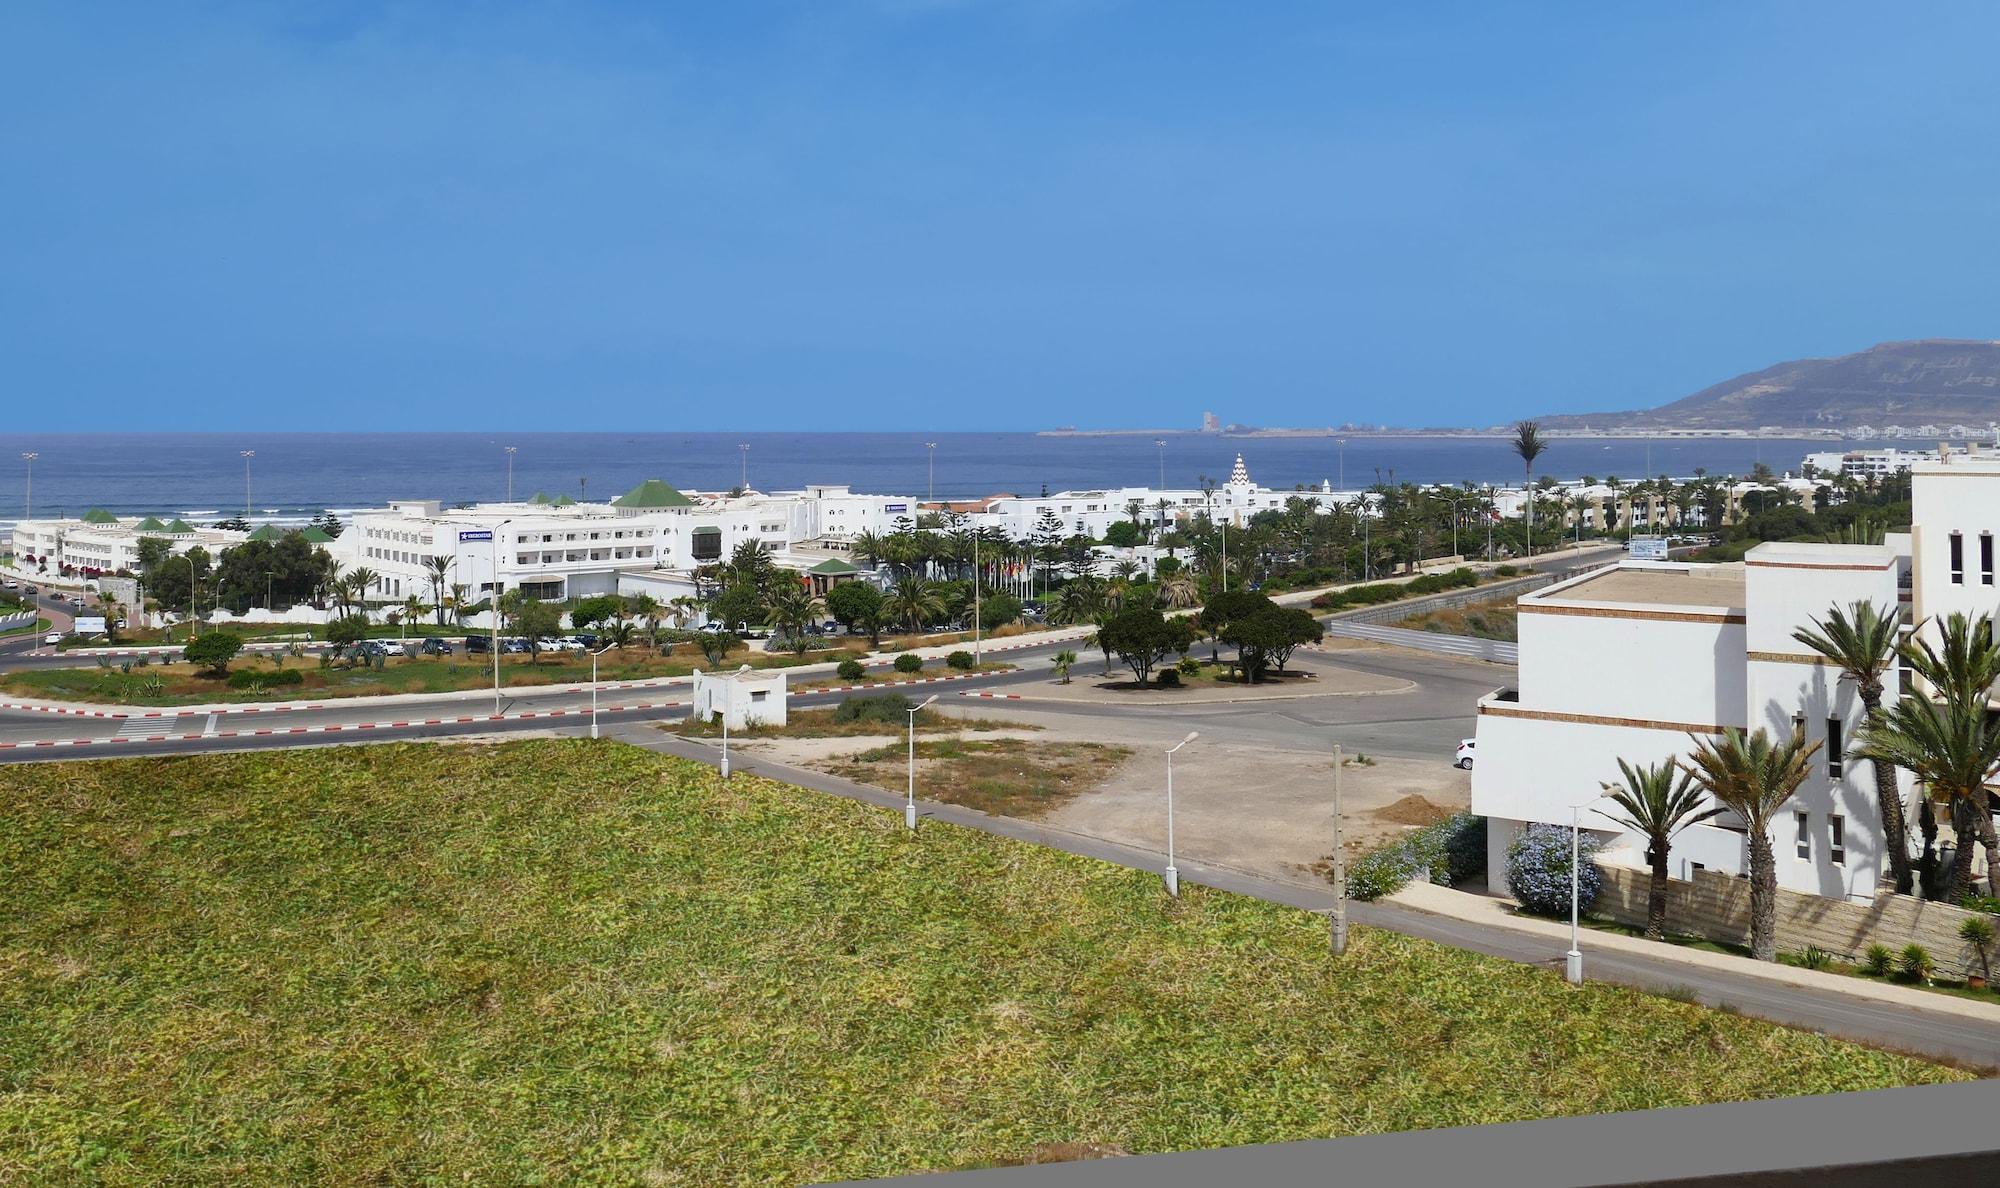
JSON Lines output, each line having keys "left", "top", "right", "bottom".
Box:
{"left": 1516, "top": 609, "right": 1745, "bottom": 727}
{"left": 1594, "top": 863, "right": 1993, "bottom": 980}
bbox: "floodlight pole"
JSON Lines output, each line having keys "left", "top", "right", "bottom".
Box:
{"left": 589, "top": 643, "right": 613, "bottom": 739}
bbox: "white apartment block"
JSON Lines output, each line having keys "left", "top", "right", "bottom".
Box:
{"left": 8, "top": 510, "right": 247, "bottom": 578}
{"left": 963, "top": 455, "right": 1352, "bottom": 540}
{"left": 1473, "top": 450, "right": 2000, "bottom": 905}
{"left": 330, "top": 481, "right": 910, "bottom": 604}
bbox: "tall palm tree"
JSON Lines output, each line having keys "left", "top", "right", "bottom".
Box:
{"left": 447, "top": 583, "right": 470, "bottom": 628}
{"left": 884, "top": 575, "right": 945, "bottom": 633}
{"left": 1682, "top": 727, "right": 1818, "bottom": 960}
{"left": 1601, "top": 758, "right": 1723, "bottom": 940}
{"left": 1047, "top": 578, "right": 1106, "bottom": 626}
{"left": 1158, "top": 572, "right": 1199, "bottom": 610}
{"left": 347, "top": 567, "right": 381, "bottom": 613}
{"left": 422, "top": 555, "right": 454, "bottom": 626}
{"left": 666, "top": 596, "right": 701, "bottom": 631}
{"left": 1510, "top": 421, "right": 1548, "bottom": 557}
{"left": 1792, "top": 600, "right": 1914, "bottom": 893}
{"left": 626, "top": 592, "right": 663, "bottom": 647}
{"left": 765, "top": 582, "right": 822, "bottom": 654}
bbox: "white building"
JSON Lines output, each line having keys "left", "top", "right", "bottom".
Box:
{"left": 691, "top": 667, "right": 787, "bottom": 730}
{"left": 961, "top": 454, "right": 1353, "bottom": 541}
{"left": 8, "top": 510, "right": 248, "bottom": 579}
{"left": 330, "top": 480, "right": 910, "bottom": 606}
{"left": 1473, "top": 449, "right": 2000, "bottom": 905}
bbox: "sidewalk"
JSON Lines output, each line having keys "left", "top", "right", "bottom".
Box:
{"left": 1388, "top": 880, "right": 2000, "bottom": 1024}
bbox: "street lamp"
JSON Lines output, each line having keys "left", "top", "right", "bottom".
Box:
{"left": 20, "top": 452, "right": 36, "bottom": 521}
{"left": 738, "top": 443, "right": 750, "bottom": 491}
{"left": 589, "top": 642, "right": 615, "bottom": 739}
{"left": 720, "top": 662, "right": 752, "bottom": 778}
{"left": 504, "top": 446, "right": 517, "bottom": 501}
{"left": 1330, "top": 742, "right": 1348, "bottom": 955}
{"left": 488, "top": 518, "right": 514, "bottom": 715}
{"left": 926, "top": 442, "right": 937, "bottom": 503}
{"left": 906, "top": 693, "right": 939, "bottom": 830}
{"left": 1154, "top": 438, "right": 1166, "bottom": 489}
{"left": 240, "top": 450, "right": 255, "bottom": 517}
{"left": 1567, "top": 796, "right": 1609, "bottom": 985}
{"left": 1164, "top": 731, "right": 1199, "bottom": 895}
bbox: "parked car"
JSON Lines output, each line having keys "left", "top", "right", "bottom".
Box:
{"left": 550, "top": 636, "right": 586, "bottom": 652}
{"left": 23, "top": 586, "right": 38, "bottom": 596}
{"left": 44, "top": 631, "right": 64, "bottom": 646}
{"left": 375, "top": 639, "right": 408, "bottom": 657}
{"left": 573, "top": 632, "right": 599, "bottom": 649}
{"left": 1, "top": 579, "right": 17, "bottom": 590}
{"left": 1455, "top": 739, "right": 1476, "bottom": 770}
{"left": 420, "top": 637, "right": 454, "bottom": 657}
{"left": 463, "top": 634, "right": 492, "bottom": 654}
{"left": 501, "top": 637, "right": 532, "bottom": 654}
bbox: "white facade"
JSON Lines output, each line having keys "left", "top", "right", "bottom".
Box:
{"left": 691, "top": 668, "right": 787, "bottom": 730}
{"left": 962, "top": 455, "right": 1354, "bottom": 541}
{"left": 8, "top": 514, "right": 247, "bottom": 577}
{"left": 1473, "top": 545, "right": 1912, "bottom": 904}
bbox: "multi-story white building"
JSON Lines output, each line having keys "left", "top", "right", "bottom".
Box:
{"left": 1472, "top": 449, "right": 1999, "bottom": 905}
{"left": 330, "top": 480, "right": 910, "bottom": 605}
{"left": 8, "top": 510, "right": 247, "bottom": 578}
{"left": 961, "top": 455, "right": 1352, "bottom": 540}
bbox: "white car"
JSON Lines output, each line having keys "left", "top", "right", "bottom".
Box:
{"left": 44, "top": 632, "right": 64, "bottom": 646}
{"left": 553, "top": 636, "right": 587, "bottom": 652}
{"left": 377, "top": 640, "right": 408, "bottom": 656}
{"left": 1455, "top": 739, "right": 1476, "bottom": 770}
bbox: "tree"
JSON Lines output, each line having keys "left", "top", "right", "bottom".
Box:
{"left": 1511, "top": 421, "right": 1548, "bottom": 557}
{"left": 1102, "top": 521, "right": 1143, "bottom": 548}
{"left": 1600, "top": 758, "right": 1722, "bottom": 940}
{"left": 1221, "top": 606, "right": 1322, "bottom": 682}
{"left": 1030, "top": 508, "right": 1066, "bottom": 597}
{"left": 134, "top": 536, "right": 174, "bottom": 574}
{"left": 766, "top": 582, "right": 823, "bottom": 654}
{"left": 1856, "top": 614, "right": 2000, "bottom": 901}
{"left": 1047, "top": 578, "right": 1105, "bottom": 626}
{"left": 514, "top": 600, "right": 563, "bottom": 659}
{"left": 826, "top": 581, "right": 885, "bottom": 636}
{"left": 1097, "top": 607, "right": 1193, "bottom": 686}
{"left": 1681, "top": 727, "right": 1818, "bottom": 961}
{"left": 709, "top": 584, "right": 766, "bottom": 632}
{"left": 1196, "top": 588, "right": 1270, "bottom": 663}
{"left": 1052, "top": 649, "right": 1077, "bottom": 684}
{"left": 1158, "top": 572, "right": 1199, "bottom": 609}
{"left": 326, "top": 614, "right": 370, "bottom": 648}
{"left": 183, "top": 630, "right": 244, "bottom": 677}
{"left": 601, "top": 620, "right": 638, "bottom": 649}
{"left": 423, "top": 555, "right": 454, "bottom": 625}
{"left": 1792, "top": 600, "right": 1914, "bottom": 894}
{"left": 885, "top": 575, "right": 945, "bottom": 633}
{"left": 570, "top": 594, "right": 625, "bottom": 631}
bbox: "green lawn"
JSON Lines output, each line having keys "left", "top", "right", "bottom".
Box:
{"left": 0, "top": 743, "right": 1965, "bottom": 1184}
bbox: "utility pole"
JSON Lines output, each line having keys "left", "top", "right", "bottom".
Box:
{"left": 240, "top": 450, "right": 255, "bottom": 517}
{"left": 738, "top": 443, "right": 750, "bottom": 491}
{"left": 20, "top": 452, "right": 36, "bottom": 521}
{"left": 504, "top": 446, "right": 517, "bottom": 501}
{"left": 1154, "top": 438, "right": 1166, "bottom": 489}
{"left": 1331, "top": 743, "right": 1348, "bottom": 956}
{"left": 926, "top": 442, "right": 937, "bottom": 502}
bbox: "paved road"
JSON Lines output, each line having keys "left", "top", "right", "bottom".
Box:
{"left": 618, "top": 726, "right": 2000, "bottom": 1070}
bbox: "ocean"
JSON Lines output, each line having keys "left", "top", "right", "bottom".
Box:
{"left": 0, "top": 431, "right": 1848, "bottom": 527}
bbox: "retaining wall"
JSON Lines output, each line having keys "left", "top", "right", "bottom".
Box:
{"left": 1596, "top": 863, "right": 1992, "bottom": 979}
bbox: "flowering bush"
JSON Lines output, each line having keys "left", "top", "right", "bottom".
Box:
{"left": 1506, "top": 823, "right": 1602, "bottom": 917}
{"left": 1343, "top": 812, "right": 1486, "bottom": 902}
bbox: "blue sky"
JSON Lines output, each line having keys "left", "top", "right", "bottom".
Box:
{"left": 5, "top": 2, "right": 1996, "bottom": 431}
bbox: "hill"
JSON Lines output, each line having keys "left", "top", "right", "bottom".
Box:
{"left": 1542, "top": 339, "right": 2000, "bottom": 431}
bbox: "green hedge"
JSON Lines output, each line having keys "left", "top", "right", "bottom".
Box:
{"left": 1311, "top": 567, "right": 1482, "bottom": 611}
{"left": 1346, "top": 812, "right": 1486, "bottom": 902}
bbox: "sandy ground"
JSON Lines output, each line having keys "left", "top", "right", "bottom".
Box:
{"left": 708, "top": 699, "right": 1468, "bottom": 886}
{"left": 1008, "top": 660, "right": 1410, "bottom": 705}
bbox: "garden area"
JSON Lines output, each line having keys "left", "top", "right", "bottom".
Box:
{"left": 1395, "top": 596, "right": 1520, "bottom": 642}
{"left": 0, "top": 741, "right": 1960, "bottom": 1183}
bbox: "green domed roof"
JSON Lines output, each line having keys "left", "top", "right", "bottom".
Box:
{"left": 612, "top": 479, "right": 694, "bottom": 509}
{"left": 81, "top": 508, "right": 118, "bottom": 525}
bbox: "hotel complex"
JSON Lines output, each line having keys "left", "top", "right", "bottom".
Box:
{"left": 1473, "top": 449, "right": 1999, "bottom": 904}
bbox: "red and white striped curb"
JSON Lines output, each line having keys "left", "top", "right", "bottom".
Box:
{"left": 0, "top": 701, "right": 689, "bottom": 750}
{"left": 55, "top": 641, "right": 303, "bottom": 657}
{"left": 957, "top": 691, "right": 1023, "bottom": 700}
{"left": 799, "top": 672, "right": 994, "bottom": 695}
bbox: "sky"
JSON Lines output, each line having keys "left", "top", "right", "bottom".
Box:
{"left": 5, "top": 2, "right": 1998, "bottom": 432}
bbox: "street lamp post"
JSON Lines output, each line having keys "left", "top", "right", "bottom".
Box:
{"left": 906, "top": 694, "right": 939, "bottom": 829}
{"left": 1337, "top": 439, "right": 1345, "bottom": 493}
{"left": 1163, "top": 731, "right": 1199, "bottom": 895}
{"left": 1154, "top": 438, "right": 1166, "bottom": 489}
{"left": 504, "top": 446, "right": 517, "bottom": 501}
{"left": 926, "top": 442, "right": 937, "bottom": 503}
{"left": 20, "top": 452, "right": 36, "bottom": 521}
{"left": 240, "top": 450, "right": 255, "bottom": 518}
{"left": 972, "top": 529, "right": 982, "bottom": 662}
{"left": 1566, "top": 796, "right": 1607, "bottom": 985}
{"left": 589, "top": 643, "right": 614, "bottom": 739}
{"left": 738, "top": 443, "right": 750, "bottom": 491}
{"left": 719, "top": 661, "right": 752, "bottom": 778}
{"left": 488, "top": 519, "right": 513, "bottom": 715}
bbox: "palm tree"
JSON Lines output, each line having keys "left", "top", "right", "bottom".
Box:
{"left": 1859, "top": 612, "right": 2000, "bottom": 900}
{"left": 1158, "top": 572, "right": 1199, "bottom": 609}
{"left": 1601, "top": 758, "right": 1722, "bottom": 940}
{"left": 1681, "top": 727, "right": 1819, "bottom": 961}
{"left": 601, "top": 620, "right": 638, "bottom": 650}
{"left": 422, "top": 555, "right": 454, "bottom": 625}
{"left": 626, "top": 592, "right": 663, "bottom": 647}
{"left": 447, "top": 583, "right": 470, "bottom": 628}
{"left": 765, "top": 582, "right": 823, "bottom": 654}
{"left": 1047, "top": 578, "right": 1105, "bottom": 626}
{"left": 1510, "top": 421, "right": 1548, "bottom": 557}
{"left": 347, "top": 567, "right": 380, "bottom": 613}
{"left": 884, "top": 575, "right": 945, "bottom": 634}
{"left": 1792, "top": 600, "right": 1914, "bottom": 893}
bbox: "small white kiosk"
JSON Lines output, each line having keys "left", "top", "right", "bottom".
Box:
{"left": 691, "top": 666, "right": 788, "bottom": 731}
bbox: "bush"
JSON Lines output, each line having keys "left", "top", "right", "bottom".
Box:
{"left": 1895, "top": 943, "right": 1935, "bottom": 984}
{"left": 893, "top": 652, "right": 924, "bottom": 674}
{"left": 1861, "top": 943, "right": 1895, "bottom": 976}
{"left": 1343, "top": 813, "right": 1486, "bottom": 902}
{"left": 832, "top": 693, "right": 914, "bottom": 726}
{"left": 836, "top": 658, "right": 866, "bottom": 681}
{"left": 1797, "top": 945, "right": 1832, "bottom": 971}
{"left": 1506, "top": 823, "right": 1601, "bottom": 918}
{"left": 1177, "top": 655, "right": 1200, "bottom": 676}
{"left": 1155, "top": 668, "right": 1180, "bottom": 687}
{"left": 945, "top": 650, "right": 974, "bottom": 671}
{"left": 1493, "top": 564, "right": 1520, "bottom": 577}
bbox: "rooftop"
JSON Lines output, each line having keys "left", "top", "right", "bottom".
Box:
{"left": 1537, "top": 562, "right": 1746, "bottom": 611}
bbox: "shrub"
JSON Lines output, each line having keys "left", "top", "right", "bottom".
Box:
{"left": 836, "top": 658, "right": 866, "bottom": 681}
{"left": 1494, "top": 564, "right": 1520, "bottom": 577}
{"left": 1343, "top": 812, "right": 1486, "bottom": 902}
{"left": 1177, "top": 655, "right": 1200, "bottom": 676}
{"left": 893, "top": 652, "right": 924, "bottom": 674}
{"left": 1861, "top": 943, "right": 1894, "bottom": 976}
{"left": 945, "top": 650, "right": 974, "bottom": 671}
{"left": 1506, "top": 823, "right": 1601, "bottom": 918}
{"left": 225, "top": 668, "right": 305, "bottom": 691}
{"left": 1154, "top": 668, "right": 1181, "bottom": 687}
{"left": 1797, "top": 945, "right": 1832, "bottom": 971}
{"left": 1895, "top": 943, "right": 1935, "bottom": 984}
{"left": 832, "top": 693, "right": 914, "bottom": 726}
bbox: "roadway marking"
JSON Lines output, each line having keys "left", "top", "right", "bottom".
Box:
{"left": 201, "top": 714, "right": 219, "bottom": 739}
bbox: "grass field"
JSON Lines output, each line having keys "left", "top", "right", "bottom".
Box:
{"left": 827, "top": 736, "right": 1131, "bottom": 817}
{"left": 0, "top": 742, "right": 1965, "bottom": 1184}
{"left": 1396, "top": 596, "right": 1520, "bottom": 642}
{"left": 0, "top": 643, "right": 864, "bottom": 706}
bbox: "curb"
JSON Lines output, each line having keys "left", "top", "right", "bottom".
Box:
{"left": 0, "top": 700, "right": 689, "bottom": 750}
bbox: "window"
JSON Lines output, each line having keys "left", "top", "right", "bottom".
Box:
{"left": 1826, "top": 717, "right": 1843, "bottom": 778}
{"left": 1795, "top": 811, "right": 1811, "bottom": 861}
{"left": 1829, "top": 815, "right": 1846, "bottom": 865}
{"left": 1984, "top": 533, "right": 1995, "bottom": 586}
{"left": 1950, "top": 531, "right": 1965, "bottom": 584}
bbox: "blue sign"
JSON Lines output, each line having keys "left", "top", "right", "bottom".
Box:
{"left": 885, "top": 503, "right": 908, "bottom": 513}
{"left": 458, "top": 530, "right": 494, "bottom": 542}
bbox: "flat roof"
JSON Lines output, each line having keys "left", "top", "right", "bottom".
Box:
{"left": 1538, "top": 563, "right": 1746, "bottom": 611}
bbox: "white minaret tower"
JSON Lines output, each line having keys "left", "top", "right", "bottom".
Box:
{"left": 1227, "top": 453, "right": 1252, "bottom": 488}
